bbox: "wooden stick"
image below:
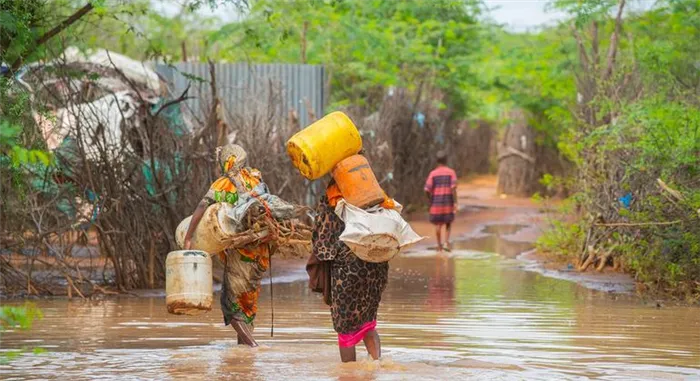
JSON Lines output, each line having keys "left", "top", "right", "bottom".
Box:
{"left": 578, "top": 247, "right": 596, "bottom": 272}
{"left": 596, "top": 245, "right": 618, "bottom": 272}
{"left": 279, "top": 239, "right": 311, "bottom": 245}
{"left": 65, "top": 275, "right": 85, "bottom": 299}
{"left": 579, "top": 221, "right": 593, "bottom": 265}
{"left": 148, "top": 238, "right": 155, "bottom": 289}
{"left": 657, "top": 178, "right": 685, "bottom": 201}
{"left": 91, "top": 283, "right": 119, "bottom": 295}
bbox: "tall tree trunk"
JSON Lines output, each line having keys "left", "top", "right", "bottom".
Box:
{"left": 497, "top": 109, "right": 536, "bottom": 196}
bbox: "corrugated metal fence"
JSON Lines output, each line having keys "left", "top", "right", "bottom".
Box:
{"left": 155, "top": 62, "right": 326, "bottom": 129}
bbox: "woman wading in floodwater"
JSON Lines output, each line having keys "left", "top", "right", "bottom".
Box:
{"left": 312, "top": 179, "right": 389, "bottom": 362}
{"left": 183, "top": 144, "right": 270, "bottom": 347}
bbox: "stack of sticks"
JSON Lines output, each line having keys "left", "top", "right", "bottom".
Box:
{"left": 225, "top": 206, "right": 312, "bottom": 249}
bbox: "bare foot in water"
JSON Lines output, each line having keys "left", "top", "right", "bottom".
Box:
{"left": 232, "top": 321, "right": 258, "bottom": 347}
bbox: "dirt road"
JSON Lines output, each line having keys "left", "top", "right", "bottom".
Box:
{"left": 409, "top": 175, "right": 545, "bottom": 247}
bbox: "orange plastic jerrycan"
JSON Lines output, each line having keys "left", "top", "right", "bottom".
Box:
{"left": 287, "top": 112, "right": 362, "bottom": 180}
{"left": 332, "top": 155, "right": 385, "bottom": 209}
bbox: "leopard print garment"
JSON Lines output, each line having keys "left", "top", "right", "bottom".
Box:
{"left": 312, "top": 196, "right": 389, "bottom": 334}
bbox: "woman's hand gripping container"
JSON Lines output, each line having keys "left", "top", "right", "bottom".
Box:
{"left": 165, "top": 250, "right": 213, "bottom": 315}
{"left": 175, "top": 203, "right": 236, "bottom": 254}
{"left": 169, "top": 203, "right": 235, "bottom": 315}
{"left": 332, "top": 154, "right": 385, "bottom": 209}
{"left": 287, "top": 111, "right": 362, "bottom": 180}
{"left": 334, "top": 200, "right": 424, "bottom": 263}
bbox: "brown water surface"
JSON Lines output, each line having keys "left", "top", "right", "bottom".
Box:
{"left": 2, "top": 225, "right": 699, "bottom": 380}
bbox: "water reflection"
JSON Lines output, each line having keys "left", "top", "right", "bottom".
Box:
{"left": 426, "top": 256, "right": 454, "bottom": 313}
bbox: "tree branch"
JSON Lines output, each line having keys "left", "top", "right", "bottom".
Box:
{"left": 603, "top": 0, "right": 626, "bottom": 81}
{"left": 7, "top": 2, "right": 95, "bottom": 76}
{"left": 591, "top": 21, "right": 599, "bottom": 70}
{"left": 595, "top": 221, "right": 681, "bottom": 227}
{"left": 153, "top": 83, "right": 192, "bottom": 118}
{"left": 571, "top": 24, "right": 592, "bottom": 72}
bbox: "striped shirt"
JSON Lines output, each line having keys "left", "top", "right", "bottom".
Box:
{"left": 424, "top": 166, "right": 457, "bottom": 224}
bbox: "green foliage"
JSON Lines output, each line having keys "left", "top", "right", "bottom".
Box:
{"left": 474, "top": 27, "right": 577, "bottom": 126}
{"left": 0, "top": 0, "right": 46, "bottom": 66}
{"left": 536, "top": 219, "right": 583, "bottom": 257}
{"left": 531, "top": 0, "right": 700, "bottom": 298}
{"left": 549, "top": 0, "right": 619, "bottom": 27}
{"left": 536, "top": 197, "right": 585, "bottom": 258}
{"left": 0, "top": 121, "right": 51, "bottom": 166}
{"left": 0, "top": 304, "right": 44, "bottom": 363}
{"left": 0, "top": 303, "right": 42, "bottom": 330}
{"left": 209, "top": 0, "right": 485, "bottom": 115}
{"left": 0, "top": 52, "right": 51, "bottom": 169}
{"left": 95, "top": 2, "right": 219, "bottom": 62}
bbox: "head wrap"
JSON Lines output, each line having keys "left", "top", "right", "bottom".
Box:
{"left": 216, "top": 144, "right": 248, "bottom": 173}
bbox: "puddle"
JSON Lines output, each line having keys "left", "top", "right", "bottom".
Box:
{"left": 417, "top": 223, "right": 533, "bottom": 258}
{"left": 480, "top": 224, "right": 527, "bottom": 236}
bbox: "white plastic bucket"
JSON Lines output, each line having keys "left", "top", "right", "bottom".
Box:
{"left": 165, "top": 250, "right": 213, "bottom": 315}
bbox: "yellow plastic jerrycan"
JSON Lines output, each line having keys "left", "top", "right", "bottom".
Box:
{"left": 287, "top": 111, "right": 362, "bottom": 180}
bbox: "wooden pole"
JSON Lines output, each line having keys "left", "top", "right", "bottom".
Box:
{"left": 181, "top": 40, "right": 188, "bottom": 62}
{"left": 301, "top": 21, "right": 309, "bottom": 64}
{"left": 148, "top": 237, "right": 155, "bottom": 288}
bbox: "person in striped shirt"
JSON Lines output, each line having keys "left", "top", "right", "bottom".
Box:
{"left": 424, "top": 150, "right": 458, "bottom": 252}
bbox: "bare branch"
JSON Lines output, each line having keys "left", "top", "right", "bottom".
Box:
{"left": 595, "top": 220, "right": 682, "bottom": 227}
{"left": 572, "top": 24, "right": 592, "bottom": 72}
{"left": 7, "top": 3, "right": 95, "bottom": 76}
{"left": 153, "top": 83, "right": 192, "bottom": 118}
{"left": 603, "top": 0, "right": 627, "bottom": 81}
{"left": 591, "top": 21, "right": 599, "bottom": 69}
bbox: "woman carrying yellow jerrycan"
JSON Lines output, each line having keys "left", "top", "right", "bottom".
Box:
{"left": 289, "top": 112, "right": 421, "bottom": 362}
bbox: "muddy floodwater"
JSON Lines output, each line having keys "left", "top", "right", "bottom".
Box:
{"left": 2, "top": 225, "right": 700, "bottom": 380}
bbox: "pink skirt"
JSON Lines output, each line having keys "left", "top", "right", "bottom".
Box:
{"left": 337, "top": 320, "right": 377, "bottom": 348}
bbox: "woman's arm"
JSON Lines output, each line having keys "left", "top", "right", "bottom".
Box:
{"left": 312, "top": 198, "right": 337, "bottom": 261}
{"left": 183, "top": 199, "right": 209, "bottom": 250}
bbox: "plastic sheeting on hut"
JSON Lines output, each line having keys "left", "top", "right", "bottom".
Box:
{"left": 16, "top": 47, "right": 191, "bottom": 162}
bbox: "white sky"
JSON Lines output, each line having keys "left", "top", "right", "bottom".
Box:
{"left": 156, "top": 0, "right": 657, "bottom": 32}
{"left": 485, "top": 0, "right": 657, "bottom": 31}
{"left": 157, "top": 0, "right": 566, "bottom": 31}
{"left": 485, "top": 0, "right": 565, "bottom": 31}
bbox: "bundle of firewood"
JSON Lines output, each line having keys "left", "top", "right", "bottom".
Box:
{"left": 227, "top": 205, "right": 312, "bottom": 249}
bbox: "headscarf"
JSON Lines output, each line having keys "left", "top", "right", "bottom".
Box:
{"left": 208, "top": 144, "right": 261, "bottom": 202}
{"left": 216, "top": 144, "right": 248, "bottom": 174}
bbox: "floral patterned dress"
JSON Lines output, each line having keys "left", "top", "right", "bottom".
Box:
{"left": 202, "top": 168, "right": 270, "bottom": 328}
